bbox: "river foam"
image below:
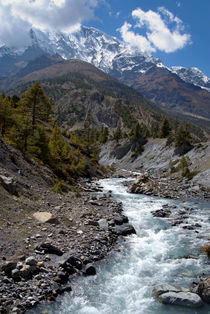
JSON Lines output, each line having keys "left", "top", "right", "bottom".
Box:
{"left": 29, "top": 178, "right": 209, "bottom": 314}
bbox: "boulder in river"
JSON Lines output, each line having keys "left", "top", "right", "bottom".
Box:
{"left": 83, "top": 264, "right": 96, "bottom": 276}
{"left": 153, "top": 284, "right": 203, "bottom": 308}
{"left": 111, "top": 224, "right": 136, "bottom": 236}
{"left": 159, "top": 291, "right": 203, "bottom": 308}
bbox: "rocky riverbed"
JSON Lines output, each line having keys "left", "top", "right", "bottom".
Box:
{"left": 0, "top": 180, "right": 136, "bottom": 314}
{"left": 127, "top": 172, "right": 210, "bottom": 200}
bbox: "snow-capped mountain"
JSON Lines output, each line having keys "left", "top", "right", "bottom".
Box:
{"left": 0, "top": 25, "right": 209, "bottom": 91}
{"left": 0, "top": 26, "right": 161, "bottom": 78}
{"left": 171, "top": 66, "right": 210, "bottom": 92}
{"left": 1, "top": 25, "right": 210, "bottom": 121}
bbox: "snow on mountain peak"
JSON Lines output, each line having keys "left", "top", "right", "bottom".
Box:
{"left": 0, "top": 24, "right": 209, "bottom": 92}
{"left": 170, "top": 65, "right": 210, "bottom": 90}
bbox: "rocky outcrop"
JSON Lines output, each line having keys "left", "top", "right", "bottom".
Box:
{"left": 153, "top": 284, "right": 203, "bottom": 308}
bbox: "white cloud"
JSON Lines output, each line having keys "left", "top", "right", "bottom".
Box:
{"left": 119, "top": 22, "right": 155, "bottom": 53}
{"left": 119, "top": 6, "right": 191, "bottom": 54}
{"left": 0, "top": 0, "right": 99, "bottom": 47}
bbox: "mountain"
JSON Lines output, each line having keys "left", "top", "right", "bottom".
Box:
{"left": 171, "top": 66, "right": 210, "bottom": 92}
{"left": 0, "top": 27, "right": 161, "bottom": 78}
{"left": 130, "top": 66, "right": 210, "bottom": 120}
{"left": 9, "top": 59, "right": 163, "bottom": 133}
{"left": 1, "top": 26, "right": 210, "bottom": 122}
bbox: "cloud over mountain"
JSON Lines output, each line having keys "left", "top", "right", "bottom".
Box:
{"left": 119, "top": 6, "right": 191, "bottom": 54}
{"left": 0, "top": 0, "right": 99, "bottom": 47}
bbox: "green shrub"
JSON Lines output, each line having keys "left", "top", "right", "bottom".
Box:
{"left": 52, "top": 180, "right": 68, "bottom": 194}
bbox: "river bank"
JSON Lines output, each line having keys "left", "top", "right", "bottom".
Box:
{"left": 0, "top": 179, "right": 135, "bottom": 314}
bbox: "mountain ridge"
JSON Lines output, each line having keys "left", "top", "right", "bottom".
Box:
{"left": 1, "top": 25, "right": 210, "bottom": 122}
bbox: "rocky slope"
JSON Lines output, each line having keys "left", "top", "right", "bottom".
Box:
{"left": 130, "top": 66, "right": 210, "bottom": 120}
{"left": 100, "top": 138, "right": 210, "bottom": 195}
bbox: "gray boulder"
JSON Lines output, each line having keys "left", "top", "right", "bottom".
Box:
{"left": 153, "top": 284, "right": 203, "bottom": 308}
{"left": 112, "top": 224, "right": 136, "bottom": 236}
{"left": 159, "top": 291, "right": 203, "bottom": 308}
{"left": 153, "top": 284, "right": 189, "bottom": 296}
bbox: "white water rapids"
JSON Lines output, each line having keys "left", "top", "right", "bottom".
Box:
{"left": 31, "top": 178, "right": 210, "bottom": 314}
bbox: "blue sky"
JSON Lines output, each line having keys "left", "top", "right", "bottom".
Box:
{"left": 88, "top": 0, "right": 210, "bottom": 76}
{"left": 0, "top": 0, "right": 209, "bottom": 76}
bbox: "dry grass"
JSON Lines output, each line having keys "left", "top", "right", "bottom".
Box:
{"left": 201, "top": 244, "right": 210, "bottom": 258}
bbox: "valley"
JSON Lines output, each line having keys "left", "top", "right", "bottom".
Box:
{"left": 0, "top": 23, "right": 209, "bottom": 314}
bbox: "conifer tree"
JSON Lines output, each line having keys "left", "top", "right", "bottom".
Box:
{"left": 113, "top": 120, "right": 122, "bottom": 142}
{"left": 159, "top": 117, "right": 171, "bottom": 138}
{"left": 0, "top": 94, "right": 13, "bottom": 137}
{"left": 99, "top": 125, "right": 109, "bottom": 143}
{"left": 48, "top": 123, "right": 70, "bottom": 163}
{"left": 19, "top": 82, "right": 52, "bottom": 128}
{"left": 175, "top": 122, "right": 192, "bottom": 147}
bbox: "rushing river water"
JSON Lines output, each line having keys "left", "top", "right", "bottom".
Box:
{"left": 30, "top": 178, "right": 210, "bottom": 314}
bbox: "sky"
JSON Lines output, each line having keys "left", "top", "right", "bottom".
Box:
{"left": 0, "top": 0, "right": 209, "bottom": 76}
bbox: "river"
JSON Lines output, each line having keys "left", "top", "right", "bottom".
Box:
{"left": 29, "top": 178, "right": 210, "bottom": 314}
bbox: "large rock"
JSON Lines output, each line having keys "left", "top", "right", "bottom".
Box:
{"left": 11, "top": 264, "right": 39, "bottom": 281}
{"left": 0, "top": 175, "right": 18, "bottom": 195}
{"left": 111, "top": 224, "right": 136, "bottom": 236}
{"left": 197, "top": 276, "right": 210, "bottom": 304}
{"left": 159, "top": 291, "right": 203, "bottom": 308}
{"left": 1, "top": 261, "right": 17, "bottom": 276}
{"left": 60, "top": 256, "right": 83, "bottom": 272}
{"left": 25, "top": 256, "right": 37, "bottom": 266}
{"left": 83, "top": 264, "right": 96, "bottom": 276}
{"left": 36, "top": 243, "right": 63, "bottom": 256}
{"left": 153, "top": 284, "right": 189, "bottom": 296}
{"left": 33, "top": 212, "right": 52, "bottom": 223}
{"left": 153, "top": 284, "right": 203, "bottom": 308}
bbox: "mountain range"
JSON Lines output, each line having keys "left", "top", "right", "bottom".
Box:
{"left": 0, "top": 25, "right": 210, "bottom": 123}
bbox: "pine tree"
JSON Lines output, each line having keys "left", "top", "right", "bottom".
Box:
{"left": 113, "top": 121, "right": 122, "bottom": 142}
{"left": 159, "top": 117, "right": 171, "bottom": 138}
{"left": 174, "top": 122, "right": 193, "bottom": 155}
{"left": 175, "top": 122, "right": 192, "bottom": 147}
{"left": 7, "top": 115, "right": 33, "bottom": 153}
{"left": 0, "top": 94, "right": 13, "bottom": 137}
{"left": 48, "top": 123, "right": 70, "bottom": 163}
{"left": 19, "top": 82, "right": 52, "bottom": 128}
{"left": 99, "top": 125, "right": 109, "bottom": 143}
